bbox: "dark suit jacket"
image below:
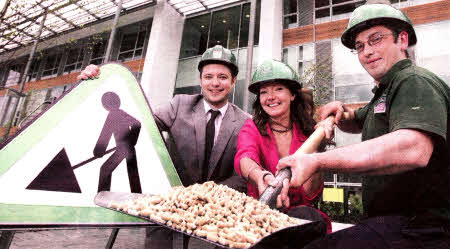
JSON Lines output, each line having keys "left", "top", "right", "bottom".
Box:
{"left": 153, "top": 94, "right": 250, "bottom": 192}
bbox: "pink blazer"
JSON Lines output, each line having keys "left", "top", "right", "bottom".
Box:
{"left": 234, "top": 119, "right": 332, "bottom": 233}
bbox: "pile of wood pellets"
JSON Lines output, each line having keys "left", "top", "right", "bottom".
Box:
{"left": 109, "top": 181, "right": 305, "bottom": 249}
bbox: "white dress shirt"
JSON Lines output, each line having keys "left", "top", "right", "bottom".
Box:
{"left": 203, "top": 100, "right": 228, "bottom": 145}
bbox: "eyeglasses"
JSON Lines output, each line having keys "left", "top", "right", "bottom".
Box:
{"left": 351, "top": 33, "right": 394, "bottom": 54}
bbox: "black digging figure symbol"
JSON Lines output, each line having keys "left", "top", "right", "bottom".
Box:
{"left": 94, "top": 91, "right": 142, "bottom": 193}
{"left": 26, "top": 92, "right": 142, "bottom": 193}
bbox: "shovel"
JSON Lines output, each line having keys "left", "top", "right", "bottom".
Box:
{"left": 94, "top": 191, "right": 326, "bottom": 249}
{"left": 93, "top": 114, "right": 349, "bottom": 248}
{"left": 259, "top": 113, "right": 349, "bottom": 209}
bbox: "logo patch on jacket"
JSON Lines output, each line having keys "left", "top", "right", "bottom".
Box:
{"left": 374, "top": 96, "right": 386, "bottom": 113}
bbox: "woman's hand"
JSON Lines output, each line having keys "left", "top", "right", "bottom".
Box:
{"left": 257, "top": 172, "right": 290, "bottom": 209}
{"left": 77, "top": 64, "right": 100, "bottom": 81}
{"left": 256, "top": 172, "right": 277, "bottom": 195}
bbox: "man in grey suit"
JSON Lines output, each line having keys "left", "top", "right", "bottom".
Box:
{"left": 147, "top": 45, "right": 249, "bottom": 249}
{"left": 78, "top": 45, "right": 249, "bottom": 248}
{"left": 153, "top": 45, "right": 249, "bottom": 192}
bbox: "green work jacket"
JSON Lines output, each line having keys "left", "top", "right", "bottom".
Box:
{"left": 354, "top": 59, "right": 450, "bottom": 224}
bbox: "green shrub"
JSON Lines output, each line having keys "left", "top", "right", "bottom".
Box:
{"left": 318, "top": 193, "right": 364, "bottom": 224}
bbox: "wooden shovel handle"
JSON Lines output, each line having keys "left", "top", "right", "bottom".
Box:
{"left": 295, "top": 112, "right": 351, "bottom": 155}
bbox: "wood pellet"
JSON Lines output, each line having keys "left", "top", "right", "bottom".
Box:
{"left": 109, "top": 181, "right": 305, "bottom": 249}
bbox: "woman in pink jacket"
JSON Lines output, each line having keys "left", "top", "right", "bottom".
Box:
{"left": 234, "top": 59, "right": 332, "bottom": 233}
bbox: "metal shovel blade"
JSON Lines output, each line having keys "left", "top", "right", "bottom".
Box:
{"left": 94, "top": 191, "right": 326, "bottom": 249}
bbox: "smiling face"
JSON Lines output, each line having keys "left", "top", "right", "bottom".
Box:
{"left": 356, "top": 25, "right": 408, "bottom": 83}
{"left": 200, "top": 63, "right": 236, "bottom": 109}
{"left": 259, "top": 82, "right": 295, "bottom": 119}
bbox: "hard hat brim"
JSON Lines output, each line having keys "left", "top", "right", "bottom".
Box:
{"left": 341, "top": 17, "right": 417, "bottom": 49}
{"left": 198, "top": 59, "right": 239, "bottom": 76}
{"left": 248, "top": 78, "right": 302, "bottom": 95}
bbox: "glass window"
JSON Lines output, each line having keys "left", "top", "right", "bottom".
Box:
{"left": 284, "top": 0, "right": 297, "bottom": 14}
{"left": 284, "top": 15, "right": 297, "bottom": 29}
{"left": 25, "top": 58, "right": 41, "bottom": 82}
{"left": 175, "top": 56, "right": 203, "bottom": 89}
{"left": 89, "top": 38, "right": 107, "bottom": 65}
{"left": 333, "top": 2, "right": 359, "bottom": 16}
{"left": 234, "top": 47, "right": 259, "bottom": 112}
{"left": 283, "top": 0, "right": 298, "bottom": 28}
{"left": 335, "top": 84, "right": 374, "bottom": 103}
{"left": 5, "top": 65, "right": 22, "bottom": 86}
{"left": 118, "top": 25, "right": 149, "bottom": 62}
{"left": 315, "top": 8, "right": 330, "bottom": 21}
{"left": 332, "top": 39, "right": 373, "bottom": 103}
{"left": 315, "top": 0, "right": 366, "bottom": 23}
{"left": 209, "top": 6, "right": 241, "bottom": 49}
{"left": 282, "top": 44, "right": 314, "bottom": 77}
{"left": 0, "top": 96, "right": 19, "bottom": 126}
{"left": 42, "top": 53, "right": 62, "bottom": 79}
{"left": 0, "top": 69, "right": 5, "bottom": 87}
{"left": 415, "top": 21, "right": 450, "bottom": 84}
{"left": 179, "top": 14, "right": 211, "bottom": 58}
{"left": 316, "top": 0, "right": 330, "bottom": 8}
{"left": 121, "top": 33, "right": 138, "bottom": 52}
{"left": 337, "top": 172, "right": 363, "bottom": 183}
{"left": 180, "top": 2, "right": 261, "bottom": 58}
{"left": 283, "top": 47, "right": 297, "bottom": 72}
{"left": 332, "top": 0, "right": 349, "bottom": 4}
{"left": 332, "top": 1, "right": 364, "bottom": 21}
{"left": 64, "top": 47, "right": 85, "bottom": 75}
{"left": 239, "top": 2, "right": 260, "bottom": 47}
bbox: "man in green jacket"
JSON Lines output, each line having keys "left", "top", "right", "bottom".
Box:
{"left": 278, "top": 3, "right": 450, "bottom": 248}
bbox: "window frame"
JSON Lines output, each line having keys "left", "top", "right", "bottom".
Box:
{"left": 117, "top": 22, "right": 151, "bottom": 62}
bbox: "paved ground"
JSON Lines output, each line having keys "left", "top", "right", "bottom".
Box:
{"left": 4, "top": 228, "right": 146, "bottom": 249}
{"left": 2, "top": 223, "right": 353, "bottom": 248}
{"left": 2, "top": 228, "right": 215, "bottom": 249}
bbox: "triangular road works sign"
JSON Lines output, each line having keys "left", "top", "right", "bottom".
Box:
{"left": 0, "top": 63, "right": 182, "bottom": 226}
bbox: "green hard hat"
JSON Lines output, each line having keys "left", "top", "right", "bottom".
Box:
{"left": 341, "top": 4, "right": 416, "bottom": 49}
{"left": 249, "top": 59, "right": 302, "bottom": 94}
{"left": 198, "top": 45, "right": 238, "bottom": 76}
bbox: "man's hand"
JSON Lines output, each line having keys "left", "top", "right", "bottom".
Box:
{"left": 277, "top": 152, "right": 319, "bottom": 188}
{"left": 77, "top": 64, "right": 100, "bottom": 81}
{"left": 315, "top": 116, "right": 336, "bottom": 140}
{"left": 276, "top": 178, "right": 290, "bottom": 209}
{"left": 319, "top": 101, "right": 346, "bottom": 123}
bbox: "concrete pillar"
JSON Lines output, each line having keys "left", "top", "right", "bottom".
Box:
{"left": 140, "top": 0, "right": 185, "bottom": 109}
{"left": 257, "top": 0, "right": 283, "bottom": 64}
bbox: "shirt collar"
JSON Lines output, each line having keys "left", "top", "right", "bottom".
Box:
{"left": 372, "top": 59, "right": 412, "bottom": 94}
{"left": 203, "top": 99, "right": 228, "bottom": 117}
